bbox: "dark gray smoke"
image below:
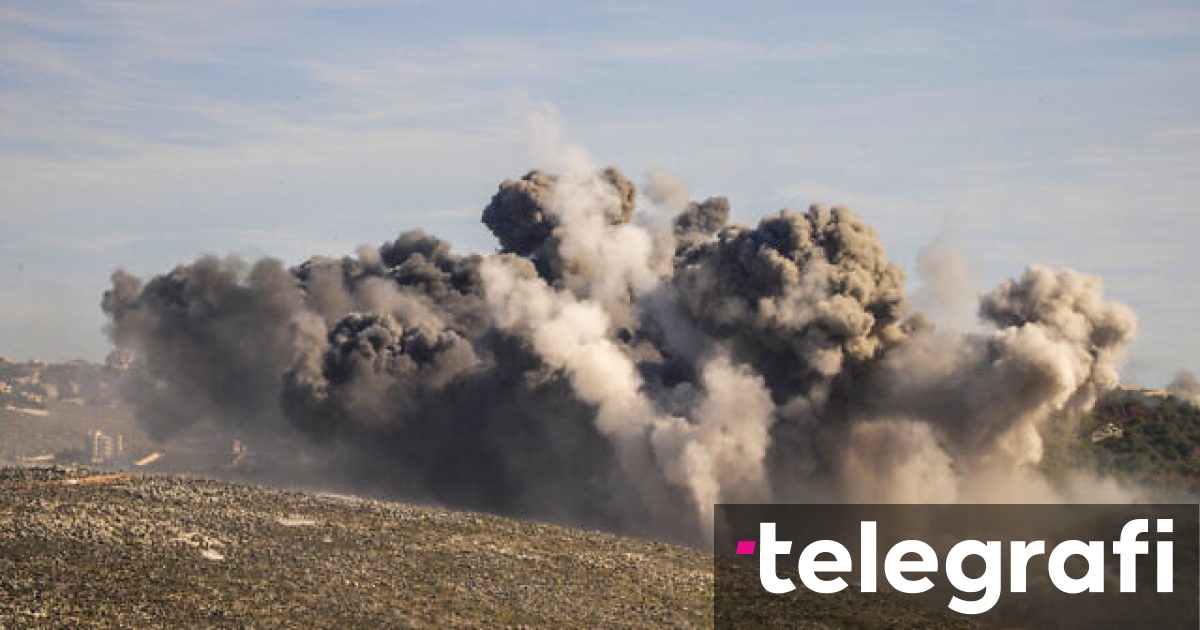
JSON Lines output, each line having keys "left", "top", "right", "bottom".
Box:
{"left": 673, "top": 196, "right": 730, "bottom": 251}
{"left": 103, "top": 167, "right": 1139, "bottom": 542}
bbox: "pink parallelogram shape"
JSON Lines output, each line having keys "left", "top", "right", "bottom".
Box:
{"left": 736, "top": 540, "right": 756, "bottom": 555}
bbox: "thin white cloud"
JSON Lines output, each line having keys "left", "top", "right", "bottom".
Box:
{"left": 0, "top": 1, "right": 1197, "bottom": 385}
{"left": 384, "top": 204, "right": 487, "bottom": 224}
{"left": 783, "top": 181, "right": 916, "bottom": 216}
{"left": 224, "top": 227, "right": 363, "bottom": 262}
{"left": 600, "top": 33, "right": 935, "bottom": 63}
{"left": 1029, "top": 6, "right": 1200, "bottom": 41}
{"left": 603, "top": 38, "right": 762, "bottom": 61}
{"left": 29, "top": 231, "right": 161, "bottom": 255}
{"left": 1153, "top": 125, "right": 1200, "bottom": 145}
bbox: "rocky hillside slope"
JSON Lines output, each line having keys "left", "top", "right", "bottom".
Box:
{"left": 0, "top": 467, "right": 984, "bottom": 629}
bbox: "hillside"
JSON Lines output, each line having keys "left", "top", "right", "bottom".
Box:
{"left": 0, "top": 467, "right": 709, "bottom": 628}
{"left": 0, "top": 468, "right": 983, "bottom": 629}
{"left": 1042, "top": 389, "right": 1200, "bottom": 495}
{"left": 3, "top": 367, "right": 1196, "bottom": 627}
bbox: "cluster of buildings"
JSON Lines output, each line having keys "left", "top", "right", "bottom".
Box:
{"left": 0, "top": 355, "right": 127, "bottom": 412}
{"left": 0, "top": 356, "right": 134, "bottom": 468}
{"left": 0, "top": 363, "right": 52, "bottom": 411}
{"left": 1090, "top": 422, "right": 1125, "bottom": 443}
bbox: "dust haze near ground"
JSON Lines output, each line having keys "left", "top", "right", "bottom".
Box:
{"left": 101, "top": 145, "right": 1142, "bottom": 542}
{"left": 1168, "top": 371, "right": 1200, "bottom": 406}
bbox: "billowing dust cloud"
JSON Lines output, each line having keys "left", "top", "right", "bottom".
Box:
{"left": 102, "top": 165, "right": 1139, "bottom": 542}
{"left": 1168, "top": 371, "right": 1200, "bottom": 406}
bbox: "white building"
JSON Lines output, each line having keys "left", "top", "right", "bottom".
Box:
{"left": 90, "top": 430, "right": 124, "bottom": 464}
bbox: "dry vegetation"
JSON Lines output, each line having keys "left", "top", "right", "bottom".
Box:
{"left": 1, "top": 467, "right": 711, "bottom": 628}
{"left": 0, "top": 468, "right": 988, "bottom": 629}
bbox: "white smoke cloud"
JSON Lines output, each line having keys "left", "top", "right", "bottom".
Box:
{"left": 1168, "top": 370, "right": 1200, "bottom": 406}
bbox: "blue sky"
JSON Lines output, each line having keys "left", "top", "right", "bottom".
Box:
{"left": 1, "top": 1, "right": 1197, "bottom": 386}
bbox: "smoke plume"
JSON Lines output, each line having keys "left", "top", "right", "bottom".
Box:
{"left": 102, "top": 166, "right": 1139, "bottom": 542}
{"left": 1168, "top": 371, "right": 1200, "bottom": 406}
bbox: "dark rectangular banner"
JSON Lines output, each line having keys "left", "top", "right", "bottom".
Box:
{"left": 714, "top": 504, "right": 1199, "bottom": 629}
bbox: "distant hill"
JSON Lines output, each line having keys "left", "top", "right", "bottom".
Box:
{"left": 0, "top": 356, "right": 125, "bottom": 411}
{"left": 0, "top": 357, "right": 261, "bottom": 474}
{"left": 1043, "top": 388, "right": 1200, "bottom": 495}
